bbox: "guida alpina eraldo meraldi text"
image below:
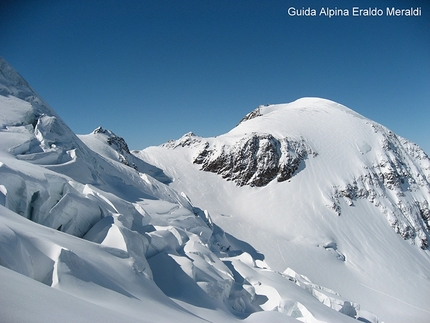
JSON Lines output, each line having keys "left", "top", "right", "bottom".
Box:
{"left": 288, "top": 6, "right": 422, "bottom": 18}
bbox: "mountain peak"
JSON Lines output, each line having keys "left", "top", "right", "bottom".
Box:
{"left": 90, "top": 126, "right": 136, "bottom": 168}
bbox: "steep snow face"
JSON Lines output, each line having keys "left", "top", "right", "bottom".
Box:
{"left": 1, "top": 58, "right": 381, "bottom": 323}
{"left": 140, "top": 98, "right": 430, "bottom": 323}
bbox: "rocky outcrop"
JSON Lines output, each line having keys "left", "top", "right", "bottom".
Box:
{"left": 163, "top": 131, "right": 317, "bottom": 187}
{"left": 193, "top": 133, "right": 316, "bottom": 187}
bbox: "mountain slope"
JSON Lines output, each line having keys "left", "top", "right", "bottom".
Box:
{"left": 138, "top": 98, "right": 430, "bottom": 323}
{"left": 0, "top": 58, "right": 384, "bottom": 322}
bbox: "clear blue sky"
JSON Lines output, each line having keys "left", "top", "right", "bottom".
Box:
{"left": 1, "top": 0, "right": 429, "bottom": 152}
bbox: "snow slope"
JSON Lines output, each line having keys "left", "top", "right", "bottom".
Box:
{"left": 0, "top": 58, "right": 385, "bottom": 322}
{"left": 139, "top": 99, "right": 430, "bottom": 323}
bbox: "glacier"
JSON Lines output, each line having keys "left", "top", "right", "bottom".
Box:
{"left": 1, "top": 56, "right": 429, "bottom": 323}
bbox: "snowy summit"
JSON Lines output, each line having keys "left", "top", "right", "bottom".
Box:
{"left": 1, "top": 57, "right": 430, "bottom": 323}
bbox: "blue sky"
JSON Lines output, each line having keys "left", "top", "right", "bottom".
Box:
{"left": 1, "top": 0, "right": 429, "bottom": 152}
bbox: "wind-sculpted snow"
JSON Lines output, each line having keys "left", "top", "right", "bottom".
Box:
{"left": 1, "top": 58, "right": 382, "bottom": 322}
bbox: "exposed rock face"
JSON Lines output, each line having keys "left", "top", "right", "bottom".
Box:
{"left": 193, "top": 133, "right": 316, "bottom": 187}
{"left": 163, "top": 131, "right": 317, "bottom": 187}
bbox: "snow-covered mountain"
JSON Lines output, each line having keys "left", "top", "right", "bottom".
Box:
{"left": 152, "top": 101, "right": 430, "bottom": 247}
{"left": 138, "top": 100, "right": 430, "bottom": 323}
{"left": 0, "top": 56, "right": 429, "bottom": 323}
